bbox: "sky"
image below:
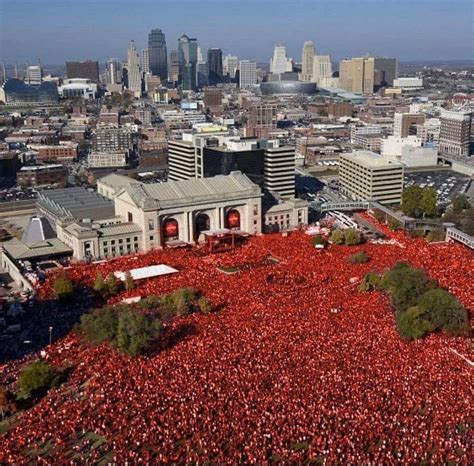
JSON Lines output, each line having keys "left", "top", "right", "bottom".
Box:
{"left": 0, "top": 0, "right": 473, "bottom": 65}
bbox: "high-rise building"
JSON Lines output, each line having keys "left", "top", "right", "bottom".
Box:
{"left": 106, "top": 59, "right": 122, "bottom": 84}
{"left": 148, "top": 28, "right": 168, "bottom": 80}
{"left": 196, "top": 62, "right": 208, "bottom": 88}
{"left": 26, "top": 64, "right": 42, "bottom": 85}
{"left": 312, "top": 55, "right": 332, "bottom": 84}
{"left": 178, "top": 35, "right": 198, "bottom": 74}
{"left": 66, "top": 60, "right": 99, "bottom": 82}
{"left": 182, "top": 63, "right": 196, "bottom": 91}
{"left": 140, "top": 49, "right": 150, "bottom": 74}
{"left": 270, "top": 46, "right": 293, "bottom": 75}
{"left": 239, "top": 60, "right": 257, "bottom": 89}
{"left": 301, "top": 41, "right": 315, "bottom": 81}
{"left": 207, "top": 48, "right": 223, "bottom": 85}
{"left": 223, "top": 55, "right": 238, "bottom": 79}
{"left": 439, "top": 109, "right": 472, "bottom": 157}
{"left": 339, "top": 56, "right": 397, "bottom": 94}
{"left": 127, "top": 41, "right": 142, "bottom": 97}
{"left": 393, "top": 112, "right": 426, "bottom": 138}
{"left": 197, "top": 46, "right": 204, "bottom": 64}
{"left": 169, "top": 51, "right": 180, "bottom": 82}
{"left": 246, "top": 104, "right": 277, "bottom": 138}
{"left": 264, "top": 143, "right": 296, "bottom": 198}
{"left": 93, "top": 125, "right": 133, "bottom": 152}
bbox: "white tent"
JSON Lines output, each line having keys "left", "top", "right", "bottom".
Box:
{"left": 114, "top": 264, "right": 178, "bottom": 281}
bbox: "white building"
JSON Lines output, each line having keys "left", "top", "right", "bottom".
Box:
{"left": 339, "top": 151, "right": 404, "bottom": 205}
{"left": 270, "top": 46, "right": 293, "bottom": 75}
{"left": 58, "top": 78, "right": 98, "bottom": 100}
{"left": 382, "top": 135, "right": 423, "bottom": 159}
{"left": 397, "top": 145, "right": 438, "bottom": 168}
{"left": 88, "top": 150, "right": 128, "bottom": 168}
{"left": 239, "top": 60, "right": 257, "bottom": 89}
{"left": 106, "top": 58, "right": 122, "bottom": 84}
{"left": 127, "top": 40, "right": 142, "bottom": 97}
{"left": 312, "top": 55, "right": 332, "bottom": 85}
{"left": 223, "top": 55, "right": 238, "bottom": 79}
{"left": 26, "top": 64, "right": 42, "bottom": 85}
{"left": 393, "top": 77, "right": 423, "bottom": 90}
{"left": 416, "top": 118, "right": 440, "bottom": 145}
{"left": 301, "top": 41, "right": 315, "bottom": 82}
{"left": 263, "top": 143, "right": 295, "bottom": 198}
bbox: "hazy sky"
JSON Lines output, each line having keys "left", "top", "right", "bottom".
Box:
{"left": 1, "top": 0, "right": 473, "bottom": 64}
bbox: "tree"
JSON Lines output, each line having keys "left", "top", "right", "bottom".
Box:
{"left": 359, "top": 272, "right": 382, "bottom": 292}
{"left": 402, "top": 185, "right": 424, "bottom": 217}
{"left": 53, "top": 276, "right": 74, "bottom": 302}
{"left": 330, "top": 229, "right": 345, "bottom": 245}
{"left": 451, "top": 194, "right": 470, "bottom": 213}
{"left": 421, "top": 187, "right": 438, "bottom": 217}
{"left": 93, "top": 272, "right": 107, "bottom": 298}
{"left": 106, "top": 273, "right": 119, "bottom": 297}
{"left": 17, "top": 361, "right": 57, "bottom": 400}
{"left": 343, "top": 228, "right": 361, "bottom": 246}
{"left": 396, "top": 306, "right": 434, "bottom": 340}
{"left": 426, "top": 230, "right": 445, "bottom": 242}
{"left": 417, "top": 288, "right": 469, "bottom": 335}
{"left": 389, "top": 219, "right": 402, "bottom": 231}
{"left": 80, "top": 306, "right": 118, "bottom": 345}
{"left": 124, "top": 271, "right": 135, "bottom": 291}
{"left": 312, "top": 234, "right": 325, "bottom": 247}
{"left": 349, "top": 251, "right": 369, "bottom": 264}
{"left": 197, "top": 296, "right": 212, "bottom": 314}
{"left": 115, "top": 308, "right": 162, "bottom": 356}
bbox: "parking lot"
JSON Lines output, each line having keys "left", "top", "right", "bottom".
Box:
{"left": 404, "top": 170, "right": 471, "bottom": 207}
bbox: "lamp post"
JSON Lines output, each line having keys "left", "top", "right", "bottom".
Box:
{"left": 48, "top": 326, "right": 53, "bottom": 346}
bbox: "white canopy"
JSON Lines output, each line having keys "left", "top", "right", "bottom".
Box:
{"left": 114, "top": 264, "right": 178, "bottom": 281}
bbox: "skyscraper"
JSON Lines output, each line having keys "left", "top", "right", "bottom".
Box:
{"left": 178, "top": 34, "right": 198, "bottom": 89}
{"left": 169, "top": 51, "right": 180, "bottom": 83}
{"left": 140, "top": 49, "right": 150, "bottom": 74}
{"left": 312, "top": 55, "right": 332, "bottom": 84}
{"left": 239, "top": 60, "right": 257, "bottom": 89}
{"left": 148, "top": 28, "right": 168, "bottom": 80}
{"left": 224, "top": 55, "right": 238, "bottom": 79}
{"left": 26, "top": 64, "right": 42, "bottom": 85}
{"left": 270, "top": 46, "right": 293, "bottom": 75}
{"left": 106, "top": 58, "right": 122, "bottom": 84}
{"left": 207, "top": 48, "right": 223, "bottom": 85}
{"left": 301, "top": 41, "right": 315, "bottom": 81}
{"left": 127, "top": 41, "right": 142, "bottom": 97}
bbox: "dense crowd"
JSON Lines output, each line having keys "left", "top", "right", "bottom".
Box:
{"left": 1, "top": 217, "right": 473, "bottom": 463}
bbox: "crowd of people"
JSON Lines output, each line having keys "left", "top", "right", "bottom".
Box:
{"left": 1, "top": 216, "right": 472, "bottom": 463}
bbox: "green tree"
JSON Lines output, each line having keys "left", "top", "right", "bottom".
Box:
{"left": 115, "top": 308, "right": 162, "bottom": 356}
{"left": 330, "top": 229, "right": 345, "bottom": 245}
{"left": 197, "top": 296, "right": 212, "bottom": 314}
{"left": 359, "top": 272, "right": 382, "bottom": 292}
{"left": 53, "top": 276, "right": 74, "bottom": 302}
{"left": 312, "top": 234, "right": 325, "bottom": 247}
{"left": 80, "top": 306, "right": 118, "bottom": 345}
{"left": 417, "top": 288, "right": 469, "bottom": 335}
{"left": 17, "top": 361, "right": 57, "bottom": 400}
{"left": 421, "top": 187, "right": 438, "bottom": 217}
{"left": 106, "top": 273, "right": 119, "bottom": 297}
{"left": 402, "top": 185, "right": 423, "bottom": 217}
{"left": 389, "top": 219, "right": 402, "bottom": 231}
{"left": 426, "top": 230, "right": 445, "bottom": 242}
{"left": 344, "top": 228, "right": 361, "bottom": 246}
{"left": 124, "top": 271, "right": 135, "bottom": 291}
{"left": 396, "top": 306, "right": 434, "bottom": 340}
{"left": 93, "top": 272, "right": 107, "bottom": 297}
{"left": 349, "top": 251, "right": 369, "bottom": 264}
{"left": 451, "top": 194, "right": 470, "bottom": 213}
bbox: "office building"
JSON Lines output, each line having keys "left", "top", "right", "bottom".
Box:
{"left": 207, "top": 48, "right": 223, "bottom": 85}
{"left": 140, "top": 49, "right": 150, "bottom": 74}
{"left": 178, "top": 35, "right": 198, "bottom": 77}
{"left": 37, "top": 143, "right": 78, "bottom": 164}
{"left": 182, "top": 63, "right": 196, "bottom": 91}
{"left": 393, "top": 112, "right": 426, "bottom": 138}
{"left": 93, "top": 125, "right": 133, "bottom": 152}
{"left": 439, "top": 109, "right": 472, "bottom": 157}
{"left": 312, "top": 55, "right": 332, "bottom": 85}
{"left": 26, "top": 64, "right": 42, "bottom": 85}
{"left": 66, "top": 60, "right": 99, "bottom": 82}
{"left": 339, "top": 151, "right": 404, "bottom": 204}
{"left": 203, "top": 87, "right": 223, "bottom": 108}
{"left": 239, "top": 60, "right": 257, "bottom": 89}
{"left": 301, "top": 41, "right": 315, "bottom": 81}
{"left": 393, "top": 77, "right": 423, "bottom": 90}
{"left": 88, "top": 151, "right": 128, "bottom": 168}
{"left": 169, "top": 50, "right": 180, "bottom": 82}
{"left": 106, "top": 59, "right": 122, "bottom": 84}
{"left": 270, "top": 46, "right": 293, "bottom": 75}
{"left": 17, "top": 164, "right": 68, "bottom": 188}
{"left": 374, "top": 57, "right": 398, "bottom": 88}
{"left": 224, "top": 55, "right": 238, "bottom": 79}
{"left": 148, "top": 28, "right": 168, "bottom": 80}
{"left": 196, "top": 62, "right": 208, "bottom": 88}
{"left": 127, "top": 41, "right": 142, "bottom": 97}
{"left": 246, "top": 104, "right": 277, "bottom": 138}
{"left": 263, "top": 143, "right": 295, "bottom": 198}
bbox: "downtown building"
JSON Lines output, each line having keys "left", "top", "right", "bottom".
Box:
{"left": 439, "top": 109, "right": 472, "bottom": 157}
{"left": 207, "top": 48, "right": 223, "bottom": 85}
{"left": 239, "top": 60, "right": 257, "bottom": 89}
{"left": 148, "top": 28, "right": 168, "bottom": 80}
{"left": 66, "top": 60, "right": 99, "bottom": 83}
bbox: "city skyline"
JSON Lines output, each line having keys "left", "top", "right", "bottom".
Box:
{"left": 1, "top": 0, "right": 473, "bottom": 64}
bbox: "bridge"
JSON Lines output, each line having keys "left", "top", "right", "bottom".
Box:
{"left": 446, "top": 227, "right": 474, "bottom": 249}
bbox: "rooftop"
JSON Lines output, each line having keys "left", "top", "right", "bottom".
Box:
{"left": 341, "top": 151, "right": 404, "bottom": 169}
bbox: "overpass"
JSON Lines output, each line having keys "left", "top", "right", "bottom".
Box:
{"left": 446, "top": 227, "right": 474, "bottom": 249}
